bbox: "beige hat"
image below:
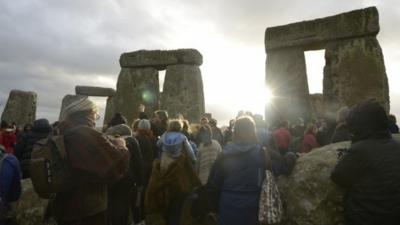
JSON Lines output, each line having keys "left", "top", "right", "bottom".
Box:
{"left": 60, "top": 96, "right": 98, "bottom": 121}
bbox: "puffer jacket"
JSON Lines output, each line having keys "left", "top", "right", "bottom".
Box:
{"left": 331, "top": 133, "right": 400, "bottom": 225}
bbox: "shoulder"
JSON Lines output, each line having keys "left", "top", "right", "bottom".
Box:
{"left": 2, "top": 154, "right": 20, "bottom": 169}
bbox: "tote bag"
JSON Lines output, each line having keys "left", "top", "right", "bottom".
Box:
{"left": 258, "top": 170, "right": 283, "bottom": 225}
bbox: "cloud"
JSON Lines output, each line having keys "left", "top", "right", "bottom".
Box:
{"left": 1, "top": 0, "right": 400, "bottom": 125}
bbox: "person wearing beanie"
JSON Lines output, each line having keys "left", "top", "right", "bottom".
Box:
{"left": 49, "top": 96, "right": 129, "bottom": 225}
{"left": 14, "top": 118, "right": 52, "bottom": 178}
{"left": 331, "top": 99, "right": 400, "bottom": 225}
{"left": 134, "top": 119, "right": 157, "bottom": 224}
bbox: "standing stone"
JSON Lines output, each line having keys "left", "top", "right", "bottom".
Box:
{"left": 115, "top": 67, "right": 159, "bottom": 125}
{"left": 1, "top": 90, "right": 37, "bottom": 126}
{"left": 265, "top": 48, "right": 312, "bottom": 125}
{"left": 58, "top": 95, "right": 87, "bottom": 121}
{"left": 324, "top": 37, "right": 389, "bottom": 119}
{"left": 162, "top": 65, "right": 205, "bottom": 123}
{"left": 104, "top": 96, "right": 116, "bottom": 125}
{"left": 278, "top": 133, "right": 400, "bottom": 225}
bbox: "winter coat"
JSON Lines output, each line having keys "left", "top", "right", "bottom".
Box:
{"left": 51, "top": 124, "right": 129, "bottom": 222}
{"left": 14, "top": 120, "right": 52, "bottom": 178}
{"left": 108, "top": 136, "right": 143, "bottom": 225}
{"left": 145, "top": 150, "right": 201, "bottom": 225}
{"left": 272, "top": 127, "right": 292, "bottom": 154}
{"left": 207, "top": 143, "right": 266, "bottom": 225}
{"left": 136, "top": 129, "right": 157, "bottom": 186}
{"left": 299, "top": 132, "right": 319, "bottom": 153}
{"left": 0, "top": 130, "right": 16, "bottom": 154}
{"left": 211, "top": 127, "right": 224, "bottom": 146}
{"left": 331, "top": 133, "right": 400, "bottom": 225}
{"left": 196, "top": 140, "right": 222, "bottom": 185}
{"left": 157, "top": 132, "right": 196, "bottom": 171}
{"left": 0, "top": 151, "right": 21, "bottom": 223}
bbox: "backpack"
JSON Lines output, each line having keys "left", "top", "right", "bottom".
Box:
{"left": 30, "top": 135, "right": 74, "bottom": 199}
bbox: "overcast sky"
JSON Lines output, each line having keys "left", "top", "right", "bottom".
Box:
{"left": 0, "top": 0, "right": 399, "bottom": 126}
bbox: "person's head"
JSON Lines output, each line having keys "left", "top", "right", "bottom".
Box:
{"left": 209, "top": 119, "right": 217, "bottom": 128}
{"left": 336, "top": 107, "right": 349, "bottom": 123}
{"left": 138, "top": 119, "right": 151, "bottom": 130}
{"left": 108, "top": 112, "right": 127, "bottom": 127}
{"left": 305, "top": 123, "right": 318, "bottom": 135}
{"left": 154, "top": 110, "right": 168, "bottom": 121}
{"left": 346, "top": 99, "right": 389, "bottom": 142}
{"left": 32, "top": 118, "right": 52, "bottom": 133}
{"left": 60, "top": 96, "right": 99, "bottom": 127}
{"left": 200, "top": 117, "right": 209, "bottom": 126}
{"left": 280, "top": 120, "right": 289, "bottom": 129}
{"left": 167, "top": 119, "right": 183, "bottom": 132}
{"left": 233, "top": 116, "right": 257, "bottom": 144}
{"left": 388, "top": 114, "right": 397, "bottom": 124}
{"left": 198, "top": 124, "right": 212, "bottom": 146}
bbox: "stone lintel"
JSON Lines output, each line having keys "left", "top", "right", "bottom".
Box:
{"left": 265, "top": 7, "right": 379, "bottom": 51}
{"left": 119, "top": 48, "right": 203, "bottom": 69}
{"left": 75, "top": 86, "right": 116, "bottom": 97}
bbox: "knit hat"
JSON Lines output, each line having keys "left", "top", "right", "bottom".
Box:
{"left": 106, "top": 124, "right": 132, "bottom": 138}
{"left": 60, "top": 96, "right": 98, "bottom": 121}
{"left": 138, "top": 119, "right": 151, "bottom": 130}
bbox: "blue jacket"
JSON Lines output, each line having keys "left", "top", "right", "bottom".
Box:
{"left": 0, "top": 151, "right": 22, "bottom": 219}
{"left": 208, "top": 143, "right": 265, "bottom": 225}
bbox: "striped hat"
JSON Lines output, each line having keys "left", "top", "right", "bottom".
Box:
{"left": 60, "top": 96, "right": 98, "bottom": 121}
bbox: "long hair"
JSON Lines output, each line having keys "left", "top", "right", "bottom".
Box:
{"left": 167, "top": 119, "right": 183, "bottom": 132}
{"left": 233, "top": 116, "right": 258, "bottom": 144}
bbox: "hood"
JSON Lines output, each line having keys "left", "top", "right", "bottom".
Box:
{"left": 223, "top": 142, "right": 258, "bottom": 155}
{"left": 160, "top": 132, "right": 186, "bottom": 146}
{"left": 33, "top": 119, "right": 52, "bottom": 133}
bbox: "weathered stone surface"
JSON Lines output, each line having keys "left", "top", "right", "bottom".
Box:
{"left": 115, "top": 67, "right": 159, "bottom": 125}
{"left": 58, "top": 94, "right": 87, "bottom": 121}
{"left": 278, "top": 141, "right": 349, "bottom": 225}
{"left": 104, "top": 96, "right": 116, "bottom": 125}
{"left": 279, "top": 134, "right": 400, "bottom": 225}
{"left": 265, "top": 48, "right": 312, "bottom": 125}
{"left": 15, "top": 179, "right": 56, "bottom": 225}
{"left": 120, "top": 49, "right": 203, "bottom": 69}
{"left": 1, "top": 90, "right": 37, "bottom": 126}
{"left": 324, "top": 37, "right": 389, "bottom": 119}
{"left": 75, "top": 85, "right": 116, "bottom": 97}
{"left": 309, "top": 94, "right": 324, "bottom": 118}
{"left": 265, "top": 7, "right": 379, "bottom": 50}
{"left": 162, "top": 65, "right": 205, "bottom": 123}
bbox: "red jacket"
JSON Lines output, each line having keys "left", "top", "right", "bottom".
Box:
{"left": 0, "top": 130, "right": 17, "bottom": 154}
{"left": 273, "top": 127, "right": 292, "bottom": 152}
{"left": 300, "top": 132, "right": 320, "bottom": 153}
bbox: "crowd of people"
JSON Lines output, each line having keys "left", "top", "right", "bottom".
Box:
{"left": 0, "top": 97, "right": 399, "bottom": 225}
